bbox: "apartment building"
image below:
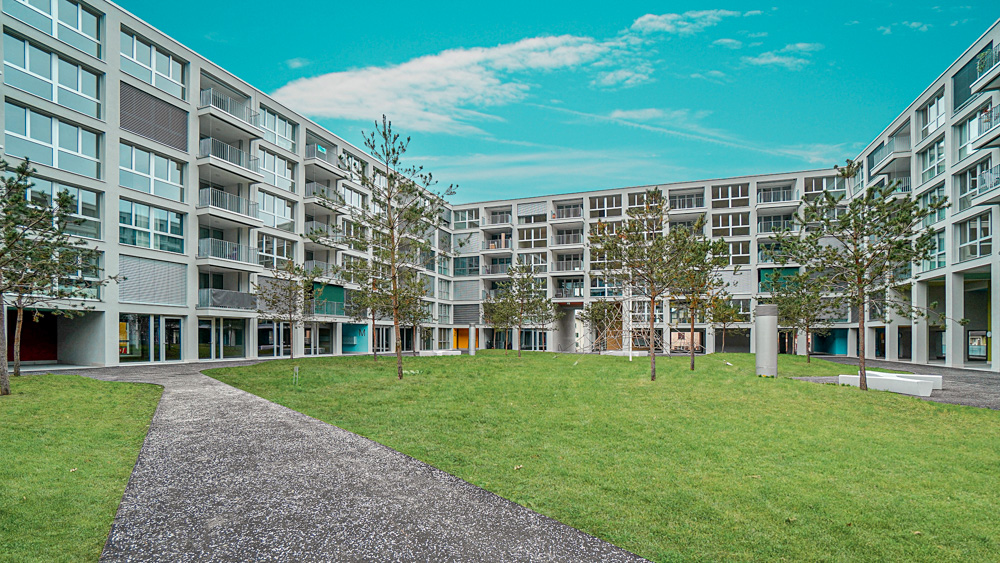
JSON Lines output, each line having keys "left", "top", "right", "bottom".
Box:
{"left": 1, "top": 1, "right": 998, "bottom": 369}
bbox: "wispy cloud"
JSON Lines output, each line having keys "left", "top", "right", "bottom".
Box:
{"left": 713, "top": 38, "right": 743, "bottom": 49}
{"left": 903, "top": 21, "right": 931, "bottom": 32}
{"left": 285, "top": 58, "right": 310, "bottom": 69}
{"left": 690, "top": 70, "right": 728, "bottom": 82}
{"left": 631, "top": 9, "right": 744, "bottom": 35}
{"left": 879, "top": 21, "right": 932, "bottom": 35}
{"left": 782, "top": 42, "right": 824, "bottom": 53}
{"left": 742, "top": 42, "right": 823, "bottom": 70}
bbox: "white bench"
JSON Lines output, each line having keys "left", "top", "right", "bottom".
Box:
{"left": 837, "top": 374, "right": 934, "bottom": 397}
{"left": 865, "top": 371, "right": 942, "bottom": 390}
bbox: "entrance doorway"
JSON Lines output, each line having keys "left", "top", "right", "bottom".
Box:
{"left": 119, "top": 314, "right": 183, "bottom": 363}
{"left": 258, "top": 321, "right": 291, "bottom": 357}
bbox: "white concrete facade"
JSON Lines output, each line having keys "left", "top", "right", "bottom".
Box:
{"left": 1, "top": 1, "right": 999, "bottom": 369}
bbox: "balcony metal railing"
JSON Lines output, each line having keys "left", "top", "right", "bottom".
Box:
{"left": 554, "top": 287, "right": 584, "bottom": 298}
{"left": 482, "top": 239, "right": 512, "bottom": 250}
{"left": 303, "top": 259, "right": 338, "bottom": 278}
{"left": 310, "top": 300, "right": 346, "bottom": 316}
{"left": 669, "top": 194, "right": 705, "bottom": 209}
{"left": 553, "top": 206, "right": 584, "bottom": 219}
{"left": 976, "top": 105, "right": 1000, "bottom": 141}
{"left": 889, "top": 176, "right": 912, "bottom": 193}
{"left": 198, "top": 288, "right": 256, "bottom": 310}
{"left": 199, "top": 88, "right": 260, "bottom": 128}
{"left": 197, "top": 238, "right": 259, "bottom": 264}
{"left": 757, "top": 220, "right": 796, "bottom": 233}
{"left": 199, "top": 138, "right": 260, "bottom": 173}
{"left": 552, "top": 233, "right": 584, "bottom": 245}
{"left": 482, "top": 264, "right": 510, "bottom": 275}
{"left": 198, "top": 187, "right": 258, "bottom": 218}
{"left": 976, "top": 45, "right": 1000, "bottom": 82}
{"left": 757, "top": 188, "right": 798, "bottom": 204}
{"left": 305, "top": 143, "right": 339, "bottom": 167}
{"left": 976, "top": 164, "right": 1000, "bottom": 198}
{"left": 305, "top": 181, "right": 335, "bottom": 200}
{"left": 552, "top": 260, "right": 583, "bottom": 272}
{"left": 487, "top": 213, "right": 512, "bottom": 225}
{"left": 870, "top": 136, "right": 911, "bottom": 168}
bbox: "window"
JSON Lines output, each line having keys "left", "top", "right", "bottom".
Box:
{"left": 438, "top": 303, "right": 451, "bottom": 324}
{"left": 669, "top": 190, "right": 704, "bottom": 209}
{"left": 633, "top": 301, "right": 664, "bottom": 323}
{"left": 257, "top": 190, "right": 295, "bottom": 232}
{"left": 712, "top": 183, "right": 749, "bottom": 208}
{"left": 454, "top": 256, "right": 479, "bottom": 277}
{"left": 958, "top": 214, "right": 991, "bottom": 262}
{"left": 3, "top": 33, "right": 101, "bottom": 117}
{"left": 920, "top": 185, "right": 947, "bottom": 226}
{"left": 488, "top": 209, "right": 512, "bottom": 224}
{"left": 919, "top": 138, "right": 946, "bottom": 183}
{"left": 554, "top": 203, "right": 583, "bottom": 219}
{"left": 338, "top": 185, "right": 365, "bottom": 209}
{"left": 258, "top": 233, "right": 294, "bottom": 269}
{"left": 729, "top": 241, "right": 750, "bottom": 265}
{"left": 757, "top": 183, "right": 795, "bottom": 203}
{"left": 438, "top": 327, "right": 452, "bottom": 349}
{"left": 454, "top": 209, "right": 479, "bottom": 229}
{"left": 437, "top": 256, "right": 450, "bottom": 276}
{"left": 519, "top": 213, "right": 546, "bottom": 224}
{"left": 341, "top": 152, "right": 365, "bottom": 180}
{"left": 4, "top": 101, "right": 100, "bottom": 177}
{"left": 955, "top": 107, "right": 985, "bottom": 161}
{"left": 589, "top": 194, "right": 622, "bottom": 218}
{"left": 518, "top": 252, "right": 547, "bottom": 272}
{"left": 61, "top": 250, "right": 102, "bottom": 299}
{"left": 260, "top": 106, "right": 295, "bottom": 151}
{"left": 119, "top": 142, "right": 184, "bottom": 201}
{"left": 628, "top": 190, "right": 661, "bottom": 209}
{"left": 757, "top": 214, "right": 794, "bottom": 233}
{"left": 120, "top": 30, "right": 185, "bottom": 99}
{"left": 804, "top": 176, "right": 841, "bottom": 194}
{"left": 26, "top": 177, "right": 100, "bottom": 239}
{"left": 956, "top": 158, "right": 993, "bottom": 211}
{"left": 953, "top": 47, "right": 990, "bottom": 111}
{"left": 119, "top": 199, "right": 183, "bottom": 253}
{"left": 589, "top": 276, "right": 622, "bottom": 297}
{"left": 4, "top": 0, "right": 101, "bottom": 58}
{"left": 923, "top": 231, "right": 946, "bottom": 271}
{"left": 259, "top": 148, "right": 295, "bottom": 192}
{"left": 711, "top": 212, "right": 750, "bottom": 237}
{"left": 518, "top": 226, "right": 547, "bottom": 249}
{"left": 919, "top": 93, "right": 946, "bottom": 139}
{"left": 438, "top": 279, "right": 451, "bottom": 300}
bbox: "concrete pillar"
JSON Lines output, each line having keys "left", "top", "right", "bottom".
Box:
{"left": 864, "top": 326, "right": 877, "bottom": 360}
{"left": 755, "top": 304, "right": 778, "bottom": 376}
{"left": 413, "top": 326, "right": 420, "bottom": 356}
{"left": 886, "top": 324, "right": 900, "bottom": 361}
{"left": 477, "top": 327, "right": 487, "bottom": 350}
{"left": 993, "top": 271, "right": 1000, "bottom": 371}
{"left": 468, "top": 323, "right": 476, "bottom": 356}
{"left": 846, "top": 328, "right": 858, "bottom": 357}
{"left": 366, "top": 322, "right": 374, "bottom": 354}
{"left": 705, "top": 327, "right": 716, "bottom": 355}
{"left": 913, "top": 281, "right": 930, "bottom": 365}
{"left": 795, "top": 329, "right": 808, "bottom": 356}
{"left": 334, "top": 322, "right": 342, "bottom": 355}
{"left": 945, "top": 272, "right": 965, "bottom": 367}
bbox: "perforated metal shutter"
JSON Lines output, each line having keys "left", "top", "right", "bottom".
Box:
{"left": 720, "top": 270, "right": 753, "bottom": 294}
{"left": 454, "top": 304, "right": 480, "bottom": 324}
{"left": 458, "top": 232, "right": 480, "bottom": 254}
{"left": 517, "top": 201, "right": 546, "bottom": 216}
{"left": 453, "top": 280, "right": 479, "bottom": 301}
{"left": 119, "top": 255, "right": 187, "bottom": 305}
{"left": 120, "top": 82, "right": 189, "bottom": 151}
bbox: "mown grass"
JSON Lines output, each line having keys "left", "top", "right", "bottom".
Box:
{"left": 208, "top": 352, "right": 1000, "bottom": 562}
{"left": 0, "top": 374, "right": 161, "bottom": 562}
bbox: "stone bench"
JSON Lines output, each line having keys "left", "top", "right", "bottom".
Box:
{"left": 865, "top": 371, "right": 943, "bottom": 390}
{"left": 837, "top": 374, "right": 934, "bottom": 397}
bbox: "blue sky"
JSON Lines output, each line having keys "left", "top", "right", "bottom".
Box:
{"left": 119, "top": 1, "right": 997, "bottom": 203}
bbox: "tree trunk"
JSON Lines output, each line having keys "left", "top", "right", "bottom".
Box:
{"left": 649, "top": 297, "right": 656, "bottom": 381}
{"left": 805, "top": 325, "right": 811, "bottom": 363}
{"left": 857, "top": 295, "right": 867, "bottom": 390}
{"left": 289, "top": 320, "right": 295, "bottom": 360}
{"left": 13, "top": 306, "right": 23, "bottom": 377}
{"left": 517, "top": 324, "right": 522, "bottom": 358}
{"left": 394, "top": 314, "right": 403, "bottom": 380}
{"left": 412, "top": 325, "right": 418, "bottom": 357}
{"left": 690, "top": 314, "right": 696, "bottom": 371}
{"left": 0, "top": 300, "right": 9, "bottom": 396}
{"left": 371, "top": 312, "right": 378, "bottom": 360}
{"left": 721, "top": 327, "right": 726, "bottom": 353}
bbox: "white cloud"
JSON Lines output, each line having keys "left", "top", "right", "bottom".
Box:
{"left": 713, "top": 38, "right": 743, "bottom": 49}
{"left": 744, "top": 10, "right": 763, "bottom": 16}
{"left": 781, "top": 42, "right": 824, "bottom": 53}
{"left": 272, "top": 34, "right": 635, "bottom": 134}
{"left": 631, "top": 9, "right": 743, "bottom": 35}
{"left": 285, "top": 58, "right": 310, "bottom": 69}
{"left": 845, "top": 20, "right": 860, "bottom": 26}
{"left": 878, "top": 25, "right": 892, "bottom": 35}
{"left": 903, "top": 21, "right": 931, "bottom": 32}
{"left": 743, "top": 52, "right": 810, "bottom": 70}
{"left": 690, "top": 70, "right": 727, "bottom": 82}
{"left": 747, "top": 31, "right": 768, "bottom": 38}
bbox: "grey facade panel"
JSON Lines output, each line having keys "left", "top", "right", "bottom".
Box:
{"left": 454, "top": 303, "right": 480, "bottom": 324}
{"left": 119, "top": 255, "right": 187, "bottom": 305}
{"left": 120, "top": 82, "right": 189, "bottom": 152}
{"left": 454, "top": 280, "right": 479, "bottom": 301}
{"left": 517, "top": 201, "right": 546, "bottom": 216}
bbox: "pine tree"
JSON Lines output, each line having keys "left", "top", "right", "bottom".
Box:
{"left": 764, "top": 269, "right": 837, "bottom": 363}
{"left": 253, "top": 261, "right": 323, "bottom": 360}
{"left": 485, "top": 261, "right": 561, "bottom": 358}
{"left": 708, "top": 299, "right": 747, "bottom": 354}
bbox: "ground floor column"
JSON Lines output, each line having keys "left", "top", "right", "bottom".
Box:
{"left": 333, "top": 323, "right": 342, "bottom": 355}
{"left": 946, "top": 272, "right": 965, "bottom": 368}
{"left": 846, "top": 328, "right": 858, "bottom": 357}
{"left": 912, "top": 281, "right": 930, "bottom": 365}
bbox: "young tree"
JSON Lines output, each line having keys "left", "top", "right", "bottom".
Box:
{"left": 254, "top": 261, "right": 323, "bottom": 360}
{"left": 669, "top": 217, "right": 732, "bottom": 371}
{"left": 483, "top": 288, "right": 516, "bottom": 354}
{"left": 708, "top": 299, "right": 747, "bottom": 354}
{"left": 342, "top": 259, "right": 392, "bottom": 360}
{"left": 578, "top": 299, "right": 624, "bottom": 353}
{"left": 396, "top": 268, "right": 432, "bottom": 356}
{"left": 0, "top": 160, "right": 108, "bottom": 394}
{"left": 764, "top": 269, "right": 837, "bottom": 363}
{"left": 773, "top": 159, "right": 947, "bottom": 389}
{"left": 589, "top": 189, "right": 678, "bottom": 380}
{"left": 486, "top": 261, "right": 561, "bottom": 358}
{"left": 323, "top": 116, "right": 455, "bottom": 380}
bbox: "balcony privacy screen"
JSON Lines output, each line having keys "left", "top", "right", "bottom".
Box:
{"left": 120, "top": 82, "right": 188, "bottom": 151}
{"left": 119, "top": 255, "right": 187, "bottom": 305}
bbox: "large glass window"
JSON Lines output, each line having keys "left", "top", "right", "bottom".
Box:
{"left": 119, "top": 199, "right": 184, "bottom": 253}
{"left": 260, "top": 106, "right": 296, "bottom": 152}
{"left": 958, "top": 214, "right": 991, "bottom": 262}
{"left": 589, "top": 194, "right": 622, "bottom": 218}
{"left": 919, "top": 93, "right": 946, "bottom": 139}
{"left": 4, "top": 0, "right": 101, "bottom": 58}
{"left": 956, "top": 158, "right": 993, "bottom": 211}
{"left": 120, "top": 30, "right": 185, "bottom": 99}
{"left": 955, "top": 107, "right": 985, "bottom": 161}
{"left": 258, "top": 148, "right": 295, "bottom": 192}
{"left": 454, "top": 209, "right": 479, "bottom": 229}
{"left": 119, "top": 142, "right": 184, "bottom": 201}
{"left": 919, "top": 138, "right": 946, "bottom": 184}
{"left": 920, "top": 184, "right": 947, "bottom": 226}
{"left": 4, "top": 101, "right": 99, "bottom": 177}
{"left": 199, "top": 318, "right": 246, "bottom": 359}
{"left": 258, "top": 233, "right": 293, "bottom": 269}
{"left": 26, "top": 177, "right": 101, "bottom": 239}
{"left": 454, "top": 256, "right": 479, "bottom": 276}
{"left": 923, "top": 231, "right": 946, "bottom": 272}
{"left": 257, "top": 190, "right": 294, "bottom": 232}
{"left": 711, "top": 212, "right": 750, "bottom": 236}
{"left": 711, "top": 183, "right": 750, "bottom": 208}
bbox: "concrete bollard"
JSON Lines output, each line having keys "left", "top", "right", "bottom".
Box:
{"left": 468, "top": 324, "right": 476, "bottom": 356}
{"left": 755, "top": 304, "right": 778, "bottom": 377}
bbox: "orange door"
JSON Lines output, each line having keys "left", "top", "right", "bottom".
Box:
{"left": 455, "top": 329, "right": 469, "bottom": 349}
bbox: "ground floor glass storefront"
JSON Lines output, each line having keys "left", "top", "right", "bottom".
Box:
{"left": 119, "top": 314, "right": 182, "bottom": 362}
{"left": 305, "top": 322, "right": 334, "bottom": 355}
{"left": 258, "top": 321, "right": 291, "bottom": 357}
{"left": 198, "top": 318, "right": 247, "bottom": 359}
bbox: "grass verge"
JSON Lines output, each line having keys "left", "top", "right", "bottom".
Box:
{"left": 207, "top": 352, "right": 1000, "bottom": 562}
{"left": 0, "top": 374, "right": 161, "bottom": 562}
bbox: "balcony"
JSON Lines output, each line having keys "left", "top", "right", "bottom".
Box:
{"left": 482, "top": 239, "right": 512, "bottom": 251}
{"left": 198, "top": 138, "right": 261, "bottom": 181}
{"left": 971, "top": 164, "right": 1000, "bottom": 205}
{"left": 486, "top": 213, "right": 512, "bottom": 226}
{"left": 304, "top": 259, "right": 338, "bottom": 279}
{"left": 552, "top": 206, "right": 584, "bottom": 220}
{"left": 551, "top": 260, "right": 584, "bottom": 273}
{"left": 870, "top": 136, "right": 912, "bottom": 176}
{"left": 554, "top": 287, "right": 584, "bottom": 298}
{"left": 197, "top": 238, "right": 260, "bottom": 266}
{"left": 756, "top": 220, "right": 796, "bottom": 234}
{"left": 889, "top": 176, "right": 912, "bottom": 194}
{"left": 310, "top": 300, "right": 346, "bottom": 316}
{"left": 304, "top": 143, "right": 349, "bottom": 178}
{"left": 305, "top": 222, "right": 345, "bottom": 245}
{"left": 972, "top": 105, "right": 1000, "bottom": 150}
{"left": 757, "top": 187, "right": 798, "bottom": 205}
{"left": 198, "top": 288, "right": 256, "bottom": 310}
{"left": 552, "top": 233, "right": 584, "bottom": 246}
{"left": 971, "top": 45, "right": 1000, "bottom": 94}
{"left": 482, "top": 264, "right": 510, "bottom": 275}
{"left": 197, "top": 188, "right": 260, "bottom": 226}
{"left": 198, "top": 88, "right": 261, "bottom": 134}
{"left": 669, "top": 194, "right": 705, "bottom": 210}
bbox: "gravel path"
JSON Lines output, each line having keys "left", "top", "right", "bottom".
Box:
{"left": 49, "top": 362, "right": 644, "bottom": 562}
{"left": 793, "top": 357, "right": 1000, "bottom": 410}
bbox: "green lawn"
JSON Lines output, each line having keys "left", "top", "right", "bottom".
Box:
{"left": 0, "top": 374, "right": 161, "bottom": 563}
{"left": 207, "top": 352, "right": 1000, "bottom": 562}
